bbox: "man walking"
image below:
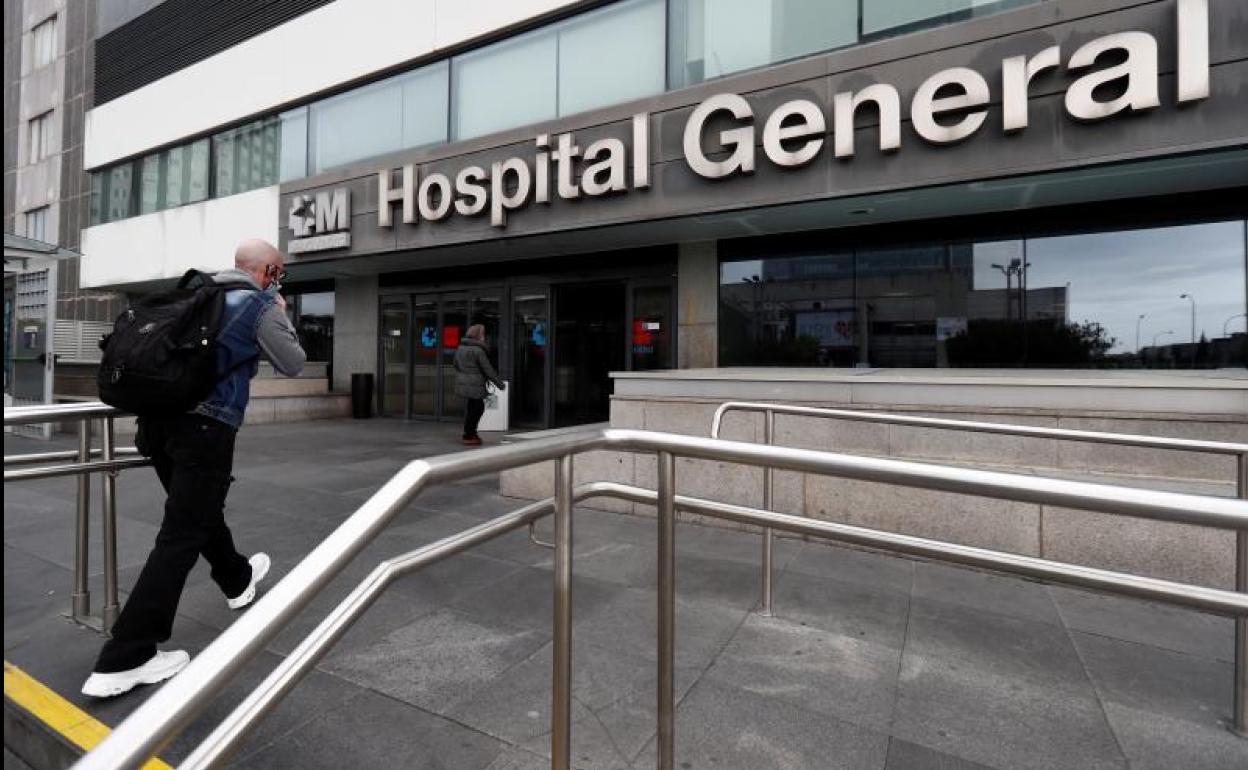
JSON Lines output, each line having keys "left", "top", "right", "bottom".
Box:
{"left": 82, "top": 239, "right": 306, "bottom": 697}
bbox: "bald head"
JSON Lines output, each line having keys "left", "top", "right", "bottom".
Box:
{"left": 235, "top": 239, "right": 285, "bottom": 288}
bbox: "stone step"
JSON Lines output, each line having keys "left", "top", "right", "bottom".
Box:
{"left": 256, "top": 360, "right": 329, "bottom": 379}
{"left": 250, "top": 376, "right": 330, "bottom": 397}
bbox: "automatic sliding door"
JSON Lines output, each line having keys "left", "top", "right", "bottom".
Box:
{"left": 410, "top": 297, "right": 438, "bottom": 417}
{"left": 439, "top": 295, "right": 468, "bottom": 419}
{"left": 379, "top": 299, "right": 410, "bottom": 417}
{"left": 512, "top": 289, "right": 548, "bottom": 427}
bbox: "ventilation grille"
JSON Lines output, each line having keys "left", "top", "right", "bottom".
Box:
{"left": 95, "top": 0, "right": 333, "bottom": 106}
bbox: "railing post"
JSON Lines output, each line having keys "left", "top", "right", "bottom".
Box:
{"left": 657, "top": 451, "right": 676, "bottom": 770}
{"left": 1235, "top": 452, "right": 1247, "bottom": 736}
{"left": 72, "top": 419, "right": 92, "bottom": 622}
{"left": 551, "top": 454, "right": 574, "bottom": 770}
{"left": 100, "top": 417, "right": 121, "bottom": 632}
{"left": 760, "top": 410, "right": 775, "bottom": 616}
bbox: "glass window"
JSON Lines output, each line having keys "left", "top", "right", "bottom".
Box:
{"left": 138, "top": 154, "right": 162, "bottom": 214}
{"left": 310, "top": 62, "right": 448, "bottom": 174}
{"left": 31, "top": 16, "right": 57, "bottom": 69}
{"left": 293, "top": 291, "right": 335, "bottom": 362}
{"left": 188, "top": 139, "right": 210, "bottom": 202}
{"left": 106, "top": 163, "right": 134, "bottom": 222}
{"left": 214, "top": 116, "right": 283, "bottom": 197}
{"left": 720, "top": 220, "right": 1248, "bottom": 370}
{"left": 452, "top": 27, "right": 556, "bottom": 140}
{"left": 669, "top": 0, "right": 856, "bottom": 87}
{"left": 89, "top": 172, "right": 105, "bottom": 225}
{"left": 28, "top": 112, "right": 53, "bottom": 162}
{"left": 164, "top": 145, "right": 187, "bottom": 208}
{"left": 279, "top": 107, "right": 309, "bottom": 182}
{"left": 863, "top": 0, "right": 1032, "bottom": 37}
{"left": 558, "top": 0, "right": 666, "bottom": 116}
{"left": 400, "top": 62, "right": 449, "bottom": 154}
{"left": 24, "top": 207, "right": 49, "bottom": 242}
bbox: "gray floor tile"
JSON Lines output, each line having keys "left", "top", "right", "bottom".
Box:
{"left": 912, "top": 561, "right": 1062, "bottom": 626}
{"left": 904, "top": 598, "right": 1088, "bottom": 687}
{"left": 3, "top": 747, "right": 35, "bottom": 770}
{"left": 703, "top": 613, "right": 902, "bottom": 731}
{"left": 771, "top": 569, "right": 912, "bottom": 651}
{"left": 1096, "top": 701, "right": 1248, "bottom": 770}
{"left": 4, "top": 512, "right": 160, "bottom": 577}
{"left": 235, "top": 688, "right": 508, "bottom": 770}
{"left": 1051, "top": 585, "right": 1234, "bottom": 662}
{"left": 326, "top": 607, "right": 550, "bottom": 715}
{"left": 643, "top": 678, "right": 891, "bottom": 770}
{"left": 891, "top": 649, "right": 1125, "bottom": 770}
{"left": 884, "top": 738, "right": 998, "bottom": 770}
{"left": 785, "top": 541, "right": 915, "bottom": 597}
{"left": 1070, "top": 630, "right": 1236, "bottom": 728}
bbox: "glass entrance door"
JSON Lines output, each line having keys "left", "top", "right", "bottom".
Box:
{"left": 512, "top": 289, "right": 549, "bottom": 427}
{"left": 411, "top": 296, "right": 439, "bottom": 417}
{"left": 554, "top": 282, "right": 626, "bottom": 426}
{"left": 379, "top": 298, "right": 410, "bottom": 417}
{"left": 630, "top": 282, "right": 673, "bottom": 370}
{"left": 439, "top": 294, "right": 468, "bottom": 419}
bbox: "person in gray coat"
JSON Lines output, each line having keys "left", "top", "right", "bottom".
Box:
{"left": 454, "top": 324, "right": 505, "bottom": 445}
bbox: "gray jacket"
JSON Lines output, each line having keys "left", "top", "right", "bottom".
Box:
{"left": 453, "top": 339, "right": 503, "bottom": 400}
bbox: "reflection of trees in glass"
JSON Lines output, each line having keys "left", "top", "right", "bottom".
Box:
{"left": 946, "top": 319, "right": 1115, "bottom": 367}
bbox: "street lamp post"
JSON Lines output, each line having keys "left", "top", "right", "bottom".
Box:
{"left": 1179, "top": 293, "right": 1197, "bottom": 344}
{"left": 1153, "top": 330, "right": 1174, "bottom": 347}
{"left": 1225, "top": 313, "right": 1247, "bottom": 337}
{"left": 1135, "top": 313, "right": 1146, "bottom": 353}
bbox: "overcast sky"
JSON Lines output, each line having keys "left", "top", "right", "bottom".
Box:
{"left": 974, "top": 220, "right": 1246, "bottom": 352}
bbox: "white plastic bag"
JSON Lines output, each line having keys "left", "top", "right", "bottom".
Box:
{"left": 478, "top": 381, "right": 509, "bottom": 432}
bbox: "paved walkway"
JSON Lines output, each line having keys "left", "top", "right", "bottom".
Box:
{"left": 4, "top": 419, "right": 1246, "bottom": 770}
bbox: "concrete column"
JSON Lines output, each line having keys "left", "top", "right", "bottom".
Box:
{"left": 332, "top": 275, "right": 379, "bottom": 392}
{"left": 677, "top": 241, "right": 717, "bottom": 369}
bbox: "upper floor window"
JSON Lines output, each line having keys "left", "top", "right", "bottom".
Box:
{"left": 31, "top": 16, "right": 57, "bottom": 69}
{"left": 452, "top": 0, "right": 665, "bottom": 140}
{"left": 28, "top": 111, "right": 54, "bottom": 162}
{"left": 25, "top": 207, "right": 49, "bottom": 243}
{"left": 669, "top": 0, "right": 1037, "bottom": 87}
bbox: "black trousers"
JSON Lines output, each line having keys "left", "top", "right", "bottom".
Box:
{"left": 95, "top": 414, "right": 251, "bottom": 673}
{"left": 463, "top": 398, "right": 486, "bottom": 439}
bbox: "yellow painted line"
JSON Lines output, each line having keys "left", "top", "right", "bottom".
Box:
{"left": 3, "top": 660, "right": 172, "bottom": 770}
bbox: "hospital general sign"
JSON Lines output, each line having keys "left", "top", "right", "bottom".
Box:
{"left": 288, "top": 0, "right": 1212, "bottom": 251}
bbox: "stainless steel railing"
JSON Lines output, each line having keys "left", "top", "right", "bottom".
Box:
{"left": 71, "top": 426, "right": 1248, "bottom": 770}
{"left": 4, "top": 403, "right": 148, "bottom": 632}
{"left": 709, "top": 400, "right": 1248, "bottom": 734}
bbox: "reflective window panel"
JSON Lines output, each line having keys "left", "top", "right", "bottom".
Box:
{"left": 558, "top": 0, "right": 666, "bottom": 116}
{"left": 720, "top": 220, "right": 1247, "bottom": 369}
{"left": 453, "top": 27, "right": 557, "bottom": 140}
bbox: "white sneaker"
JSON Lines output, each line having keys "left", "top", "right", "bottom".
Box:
{"left": 227, "top": 553, "right": 271, "bottom": 610}
{"left": 81, "top": 649, "right": 189, "bottom": 698}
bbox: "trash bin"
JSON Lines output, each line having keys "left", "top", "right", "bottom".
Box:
{"left": 350, "top": 373, "right": 374, "bottom": 419}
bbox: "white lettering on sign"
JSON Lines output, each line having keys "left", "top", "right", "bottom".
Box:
{"left": 287, "top": 188, "right": 351, "bottom": 253}
{"left": 344, "top": 1, "right": 1208, "bottom": 233}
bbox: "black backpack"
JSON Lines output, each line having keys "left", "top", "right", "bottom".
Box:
{"left": 97, "top": 269, "right": 251, "bottom": 417}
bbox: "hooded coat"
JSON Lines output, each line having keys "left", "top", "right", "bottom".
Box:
{"left": 453, "top": 338, "right": 504, "bottom": 400}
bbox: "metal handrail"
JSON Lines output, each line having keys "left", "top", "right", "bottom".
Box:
{"left": 72, "top": 427, "right": 1248, "bottom": 770}
{"left": 4, "top": 403, "right": 147, "bottom": 631}
{"left": 709, "top": 399, "right": 1248, "bottom": 735}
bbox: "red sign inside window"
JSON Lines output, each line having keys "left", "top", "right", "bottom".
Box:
{"left": 632, "top": 319, "right": 653, "bottom": 346}
{"left": 443, "top": 325, "right": 461, "bottom": 349}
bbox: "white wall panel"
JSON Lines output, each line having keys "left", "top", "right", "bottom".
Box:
{"left": 84, "top": 0, "right": 580, "bottom": 169}
{"left": 81, "top": 187, "right": 279, "bottom": 287}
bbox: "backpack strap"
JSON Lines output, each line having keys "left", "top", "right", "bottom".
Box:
{"left": 176, "top": 269, "right": 208, "bottom": 289}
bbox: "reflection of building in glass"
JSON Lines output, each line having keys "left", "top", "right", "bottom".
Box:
{"left": 722, "top": 243, "right": 1074, "bottom": 368}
